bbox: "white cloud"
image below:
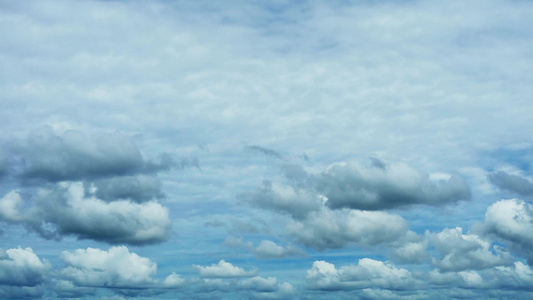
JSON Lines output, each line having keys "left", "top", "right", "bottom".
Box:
{"left": 60, "top": 246, "right": 157, "bottom": 288}
{"left": 162, "top": 273, "right": 185, "bottom": 289}
{"left": 253, "top": 240, "right": 304, "bottom": 259}
{"left": 0, "top": 190, "right": 24, "bottom": 222}
{"left": 481, "top": 198, "right": 533, "bottom": 263}
{"left": 431, "top": 227, "right": 511, "bottom": 271}
{"left": 238, "top": 276, "right": 277, "bottom": 292}
{"left": 0, "top": 247, "right": 50, "bottom": 287}
{"left": 194, "top": 260, "right": 257, "bottom": 278}
{"left": 306, "top": 258, "right": 421, "bottom": 291}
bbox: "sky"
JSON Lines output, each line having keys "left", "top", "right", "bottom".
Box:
{"left": 1, "top": 0, "right": 533, "bottom": 299}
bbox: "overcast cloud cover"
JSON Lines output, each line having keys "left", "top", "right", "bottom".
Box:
{"left": 1, "top": 0, "right": 533, "bottom": 298}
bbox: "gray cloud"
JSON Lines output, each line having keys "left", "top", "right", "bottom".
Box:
{"left": 0, "top": 182, "right": 172, "bottom": 245}
{"left": 13, "top": 127, "right": 147, "bottom": 183}
{"left": 245, "top": 146, "right": 283, "bottom": 160}
{"left": 488, "top": 171, "right": 533, "bottom": 196}
{"left": 88, "top": 174, "right": 164, "bottom": 203}
{"left": 315, "top": 161, "right": 471, "bottom": 211}
{"left": 243, "top": 160, "right": 471, "bottom": 219}
{"left": 288, "top": 208, "right": 409, "bottom": 250}
{"left": 239, "top": 180, "right": 323, "bottom": 220}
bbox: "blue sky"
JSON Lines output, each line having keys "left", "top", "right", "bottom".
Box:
{"left": 1, "top": 0, "right": 533, "bottom": 299}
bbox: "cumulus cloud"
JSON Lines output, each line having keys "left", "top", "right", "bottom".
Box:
{"left": 0, "top": 190, "right": 24, "bottom": 223}
{"left": 194, "top": 260, "right": 257, "bottom": 278}
{"left": 488, "top": 171, "right": 533, "bottom": 196}
{"left": 224, "top": 237, "right": 304, "bottom": 259}
{"left": 4, "top": 127, "right": 194, "bottom": 204}
{"left": 244, "top": 160, "right": 471, "bottom": 214}
{"left": 61, "top": 246, "right": 157, "bottom": 288}
{"left": 0, "top": 182, "right": 172, "bottom": 245}
{"left": 0, "top": 247, "right": 50, "bottom": 287}
{"left": 315, "top": 160, "right": 471, "bottom": 210}
{"left": 240, "top": 181, "right": 323, "bottom": 220}
{"left": 253, "top": 240, "right": 305, "bottom": 259}
{"left": 480, "top": 198, "right": 533, "bottom": 264}
{"left": 306, "top": 258, "right": 421, "bottom": 291}
{"left": 59, "top": 246, "right": 185, "bottom": 296}
{"left": 288, "top": 208, "right": 409, "bottom": 250}
{"left": 238, "top": 276, "right": 278, "bottom": 292}
{"left": 429, "top": 261, "right": 533, "bottom": 292}
{"left": 431, "top": 227, "right": 511, "bottom": 271}
{"left": 388, "top": 231, "right": 429, "bottom": 264}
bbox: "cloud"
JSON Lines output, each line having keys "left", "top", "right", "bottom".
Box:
{"left": 429, "top": 261, "right": 533, "bottom": 292}
{"left": 194, "top": 260, "right": 257, "bottom": 278}
{"left": 243, "top": 159, "right": 471, "bottom": 220}
{"left": 388, "top": 231, "right": 429, "bottom": 264}
{"left": 0, "top": 182, "right": 172, "bottom": 245}
{"left": 488, "top": 171, "right": 533, "bottom": 196}
{"left": 0, "top": 247, "right": 50, "bottom": 287}
{"left": 245, "top": 145, "right": 283, "bottom": 160}
{"left": 238, "top": 276, "right": 278, "bottom": 292}
{"left": 59, "top": 246, "right": 185, "bottom": 296}
{"left": 89, "top": 174, "right": 164, "bottom": 203}
{"left": 253, "top": 240, "right": 305, "bottom": 259}
{"left": 430, "top": 227, "right": 511, "bottom": 271}
{"left": 12, "top": 127, "right": 147, "bottom": 183}
{"left": 224, "top": 236, "right": 304, "bottom": 259}
{"left": 0, "top": 190, "right": 24, "bottom": 223}
{"left": 240, "top": 181, "right": 323, "bottom": 220}
{"left": 480, "top": 198, "right": 533, "bottom": 264}
{"left": 306, "top": 258, "right": 421, "bottom": 291}
{"left": 315, "top": 160, "right": 471, "bottom": 210}
{"left": 61, "top": 246, "right": 157, "bottom": 288}
{"left": 288, "top": 208, "right": 409, "bottom": 250}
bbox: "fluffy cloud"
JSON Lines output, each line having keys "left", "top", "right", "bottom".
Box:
{"left": 61, "top": 246, "right": 157, "bottom": 288}
{"left": 194, "top": 260, "right": 257, "bottom": 278}
{"left": 0, "top": 182, "right": 172, "bottom": 245}
{"left": 429, "top": 261, "right": 533, "bottom": 292}
{"left": 315, "top": 160, "right": 471, "bottom": 210}
{"left": 244, "top": 160, "right": 471, "bottom": 216}
{"left": 253, "top": 240, "right": 304, "bottom": 259}
{"left": 306, "top": 258, "right": 421, "bottom": 291}
{"left": 59, "top": 246, "right": 185, "bottom": 297}
{"left": 388, "top": 231, "right": 429, "bottom": 264}
{"left": 224, "top": 237, "right": 304, "bottom": 259}
{"left": 0, "top": 247, "right": 50, "bottom": 287}
{"left": 431, "top": 227, "right": 511, "bottom": 271}
{"left": 288, "top": 208, "right": 409, "bottom": 250}
{"left": 481, "top": 198, "right": 533, "bottom": 264}
{"left": 0, "top": 190, "right": 24, "bottom": 223}
{"left": 488, "top": 171, "right": 533, "bottom": 197}
{"left": 240, "top": 181, "right": 323, "bottom": 220}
